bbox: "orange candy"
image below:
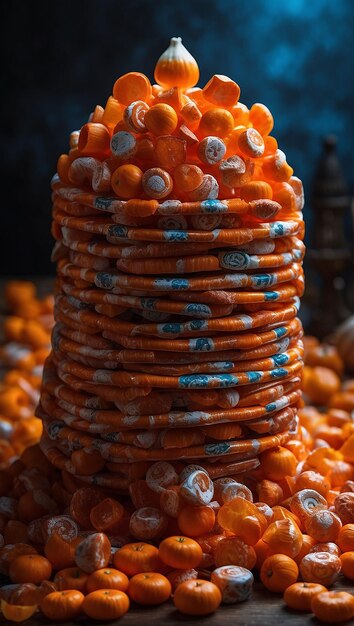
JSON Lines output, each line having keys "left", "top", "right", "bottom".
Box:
{"left": 128, "top": 572, "right": 171, "bottom": 605}
{"left": 262, "top": 149, "right": 294, "bottom": 182}
{"left": 155, "top": 135, "right": 187, "bottom": 168}
{"left": 214, "top": 537, "right": 257, "bottom": 570}
{"left": 178, "top": 505, "right": 215, "bottom": 537}
{"left": 249, "top": 103, "right": 274, "bottom": 136}
{"left": 113, "top": 72, "right": 152, "bottom": 106}
{"left": 238, "top": 128, "right": 265, "bottom": 158}
{"left": 78, "top": 123, "right": 111, "bottom": 156}
{"left": 111, "top": 164, "right": 143, "bottom": 198}
{"left": 110, "top": 130, "right": 137, "bottom": 159}
{"left": 159, "top": 536, "right": 203, "bottom": 569}
{"left": 262, "top": 518, "right": 303, "bottom": 558}
{"left": 197, "top": 136, "right": 227, "bottom": 165}
{"left": 113, "top": 542, "right": 161, "bottom": 576}
{"left": 300, "top": 552, "right": 341, "bottom": 586}
{"left": 260, "top": 554, "right": 299, "bottom": 593}
{"left": 259, "top": 446, "right": 297, "bottom": 481}
{"left": 198, "top": 108, "right": 234, "bottom": 139}
{"left": 129, "top": 506, "right": 168, "bottom": 540}
{"left": 89, "top": 498, "right": 125, "bottom": 532}
{"left": 142, "top": 167, "right": 173, "bottom": 199}
{"left": 239, "top": 180, "right": 273, "bottom": 202}
{"left": 203, "top": 74, "right": 240, "bottom": 107}
{"left": 123, "top": 100, "right": 149, "bottom": 133}
{"left": 304, "top": 510, "right": 342, "bottom": 543}
{"left": 174, "top": 163, "right": 204, "bottom": 192}
{"left": 144, "top": 103, "right": 178, "bottom": 136}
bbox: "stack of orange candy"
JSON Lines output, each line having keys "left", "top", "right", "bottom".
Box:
{"left": 43, "top": 35, "right": 305, "bottom": 492}
{"left": 0, "top": 38, "right": 353, "bottom": 623}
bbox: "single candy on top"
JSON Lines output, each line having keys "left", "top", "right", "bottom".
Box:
{"left": 154, "top": 36, "right": 200, "bottom": 90}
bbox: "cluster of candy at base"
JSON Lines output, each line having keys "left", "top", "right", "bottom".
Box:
{"left": 0, "top": 327, "right": 353, "bottom": 620}
{"left": 0, "top": 282, "right": 53, "bottom": 465}
{"left": 42, "top": 37, "right": 306, "bottom": 489}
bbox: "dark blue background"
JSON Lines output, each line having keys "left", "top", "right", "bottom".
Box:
{"left": 1, "top": 0, "right": 353, "bottom": 275}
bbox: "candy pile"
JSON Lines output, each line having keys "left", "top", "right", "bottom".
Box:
{"left": 0, "top": 282, "right": 53, "bottom": 465}
{"left": 0, "top": 329, "right": 353, "bottom": 621}
{"left": 40, "top": 36, "right": 305, "bottom": 492}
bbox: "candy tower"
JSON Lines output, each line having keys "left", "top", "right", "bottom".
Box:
{"left": 40, "top": 37, "right": 305, "bottom": 529}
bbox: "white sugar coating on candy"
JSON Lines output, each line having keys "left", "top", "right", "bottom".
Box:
{"left": 148, "top": 175, "right": 166, "bottom": 193}
{"left": 236, "top": 239, "right": 275, "bottom": 254}
{"left": 211, "top": 565, "right": 254, "bottom": 604}
{"left": 180, "top": 469, "right": 214, "bottom": 505}
{"left": 45, "top": 515, "right": 78, "bottom": 541}
{"left": 146, "top": 461, "right": 179, "bottom": 493}
{"left": 198, "top": 136, "right": 226, "bottom": 164}
{"left": 135, "top": 431, "right": 158, "bottom": 448}
{"left": 179, "top": 464, "right": 208, "bottom": 483}
{"left": 176, "top": 258, "right": 185, "bottom": 272}
{"left": 220, "top": 154, "right": 246, "bottom": 174}
{"left": 92, "top": 161, "right": 111, "bottom": 192}
{"left": 110, "top": 130, "right": 137, "bottom": 158}
{"left": 124, "top": 100, "right": 148, "bottom": 131}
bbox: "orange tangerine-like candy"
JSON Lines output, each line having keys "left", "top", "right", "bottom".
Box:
{"left": 305, "top": 510, "right": 342, "bottom": 543}
{"left": 259, "top": 446, "right": 297, "bottom": 481}
{"left": 211, "top": 565, "right": 253, "bottom": 604}
{"left": 180, "top": 469, "right": 214, "bottom": 506}
{"left": 214, "top": 537, "right": 257, "bottom": 570}
{"left": 111, "top": 164, "right": 143, "bottom": 198}
{"left": 101, "top": 96, "right": 123, "bottom": 128}
{"left": 110, "top": 130, "right": 137, "bottom": 159}
{"left": 178, "top": 505, "right": 215, "bottom": 537}
{"left": 340, "top": 552, "right": 354, "bottom": 580}
{"left": 167, "top": 568, "right": 198, "bottom": 593}
{"left": 129, "top": 507, "right": 168, "bottom": 541}
{"left": 203, "top": 74, "right": 240, "bottom": 107}
{"left": 69, "top": 487, "right": 105, "bottom": 530}
{"left": 71, "top": 448, "right": 105, "bottom": 476}
{"left": 159, "top": 536, "right": 203, "bottom": 570}
{"left": 174, "top": 163, "right": 204, "bottom": 192}
{"left": 113, "top": 72, "right": 152, "bottom": 106}
{"left": 217, "top": 496, "right": 266, "bottom": 545}
{"left": 230, "top": 102, "right": 249, "bottom": 125}
{"left": 295, "top": 471, "right": 331, "bottom": 498}
{"left": 334, "top": 492, "right": 354, "bottom": 525}
{"left": 146, "top": 461, "right": 179, "bottom": 494}
{"left": 238, "top": 128, "right": 265, "bottom": 158}
{"left": 260, "top": 554, "right": 299, "bottom": 593}
{"left": 249, "top": 103, "right": 274, "bottom": 136}
{"left": 300, "top": 552, "right": 341, "bottom": 586}
{"left": 78, "top": 123, "right": 111, "bottom": 156}
{"left": 257, "top": 480, "right": 284, "bottom": 507}
{"left": 290, "top": 489, "right": 328, "bottom": 525}
{"left": 123, "top": 100, "right": 149, "bottom": 133}
{"left": 262, "top": 149, "right": 294, "bottom": 182}
{"left": 272, "top": 182, "right": 297, "bottom": 212}
{"left": 197, "top": 136, "right": 227, "bottom": 165}
{"left": 188, "top": 174, "right": 219, "bottom": 201}
{"left": 89, "top": 498, "right": 124, "bottom": 533}
{"left": 262, "top": 518, "right": 303, "bottom": 558}
{"left": 142, "top": 167, "right": 173, "bottom": 199}
{"left": 156, "top": 135, "right": 187, "bottom": 168}
{"left": 239, "top": 180, "right": 273, "bottom": 202}
{"left": 337, "top": 524, "right": 354, "bottom": 552}
{"left": 310, "top": 543, "right": 341, "bottom": 557}
{"left": 144, "top": 103, "right": 178, "bottom": 136}
{"left": 181, "top": 100, "right": 202, "bottom": 130}
{"left": 75, "top": 533, "right": 111, "bottom": 574}
{"left": 159, "top": 485, "right": 183, "bottom": 518}
{"left": 294, "top": 534, "right": 317, "bottom": 565}
{"left": 113, "top": 542, "right": 161, "bottom": 576}
{"left": 198, "top": 108, "right": 234, "bottom": 139}
{"left": 135, "top": 137, "right": 155, "bottom": 165}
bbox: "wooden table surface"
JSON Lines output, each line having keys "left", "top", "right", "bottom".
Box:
{"left": 0, "top": 278, "right": 353, "bottom": 625}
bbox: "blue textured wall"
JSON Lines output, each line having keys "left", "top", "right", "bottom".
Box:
{"left": 1, "top": 0, "right": 353, "bottom": 274}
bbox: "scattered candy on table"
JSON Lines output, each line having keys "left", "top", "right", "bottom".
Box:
{"left": 0, "top": 36, "right": 353, "bottom": 623}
